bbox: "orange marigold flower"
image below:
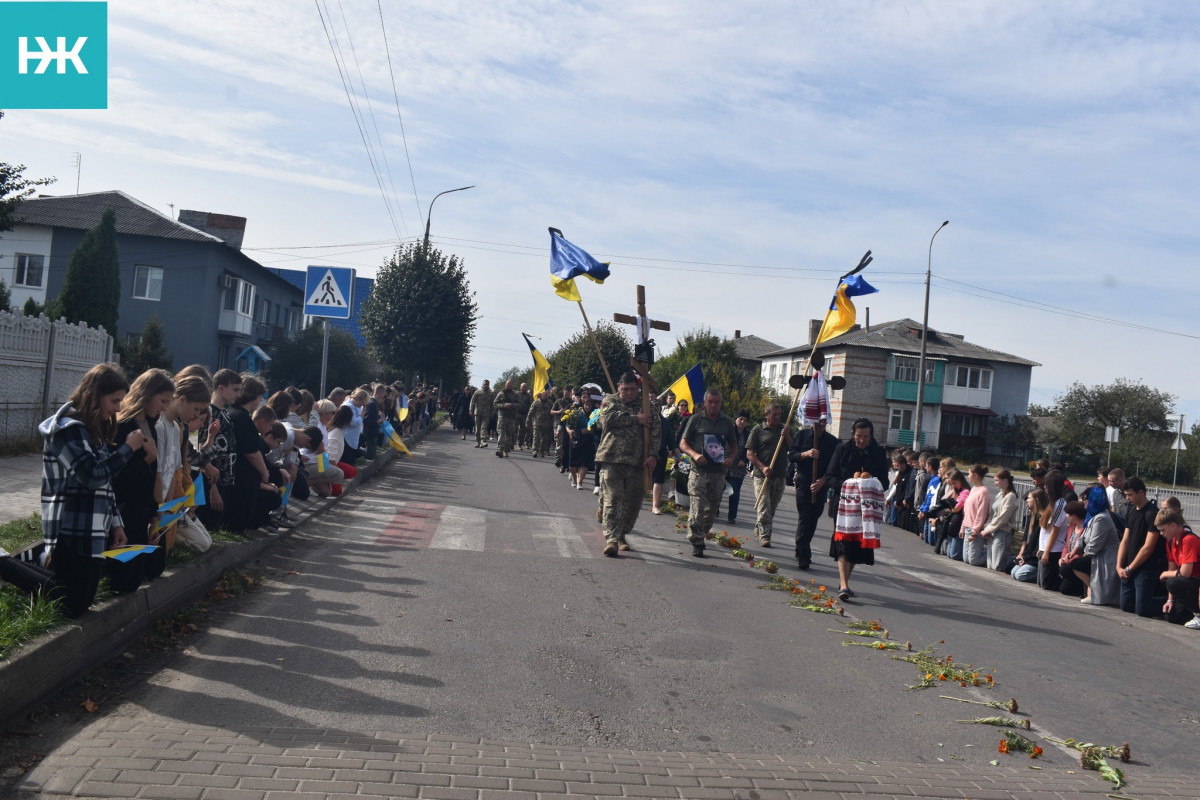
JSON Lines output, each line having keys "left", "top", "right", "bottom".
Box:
{"left": 998, "top": 740, "right": 1008, "bottom": 754}
{"left": 1032, "top": 746, "right": 1043, "bottom": 758}
{"left": 818, "top": 586, "right": 826, "bottom": 593}
{"left": 938, "top": 674, "right": 947, "bottom": 681}
{"left": 925, "top": 673, "right": 933, "bottom": 680}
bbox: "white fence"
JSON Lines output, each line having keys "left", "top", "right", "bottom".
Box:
{"left": 0, "top": 311, "right": 112, "bottom": 443}
{"left": 1009, "top": 477, "right": 1200, "bottom": 531}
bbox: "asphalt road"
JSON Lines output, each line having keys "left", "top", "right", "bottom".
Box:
{"left": 11, "top": 425, "right": 1200, "bottom": 787}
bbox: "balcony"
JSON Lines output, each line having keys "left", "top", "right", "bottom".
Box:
{"left": 886, "top": 428, "right": 939, "bottom": 448}
{"left": 256, "top": 324, "right": 287, "bottom": 344}
{"left": 942, "top": 384, "right": 991, "bottom": 409}
{"left": 218, "top": 309, "right": 253, "bottom": 337}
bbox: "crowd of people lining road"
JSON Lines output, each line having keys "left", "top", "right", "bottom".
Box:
{"left": 450, "top": 377, "right": 1200, "bottom": 628}
{"left": 32, "top": 361, "right": 438, "bottom": 618}
{"left": 29, "top": 360, "right": 1200, "bottom": 633}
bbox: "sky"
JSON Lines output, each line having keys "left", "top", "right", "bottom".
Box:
{"left": 3, "top": 0, "right": 1200, "bottom": 421}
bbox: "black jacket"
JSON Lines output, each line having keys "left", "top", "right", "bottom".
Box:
{"left": 825, "top": 438, "right": 888, "bottom": 486}
{"left": 788, "top": 428, "right": 840, "bottom": 504}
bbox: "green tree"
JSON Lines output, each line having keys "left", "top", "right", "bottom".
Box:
{"left": 650, "top": 327, "right": 787, "bottom": 422}
{"left": 361, "top": 243, "right": 478, "bottom": 387}
{"left": 989, "top": 414, "right": 1038, "bottom": 459}
{"left": 122, "top": 316, "right": 173, "bottom": 378}
{"left": 269, "top": 323, "right": 369, "bottom": 392}
{"left": 0, "top": 111, "right": 55, "bottom": 234}
{"left": 1043, "top": 379, "right": 1174, "bottom": 478}
{"left": 21, "top": 296, "right": 45, "bottom": 316}
{"left": 0, "top": 278, "right": 10, "bottom": 312}
{"left": 496, "top": 364, "right": 530, "bottom": 388}
{"left": 544, "top": 320, "right": 631, "bottom": 391}
{"left": 50, "top": 207, "right": 121, "bottom": 335}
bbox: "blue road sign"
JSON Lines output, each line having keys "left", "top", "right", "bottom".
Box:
{"left": 304, "top": 265, "right": 355, "bottom": 320}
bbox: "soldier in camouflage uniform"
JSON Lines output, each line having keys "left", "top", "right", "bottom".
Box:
{"left": 515, "top": 383, "right": 533, "bottom": 450}
{"left": 468, "top": 380, "right": 494, "bottom": 448}
{"left": 493, "top": 379, "right": 521, "bottom": 457}
{"left": 595, "top": 371, "right": 662, "bottom": 557}
{"left": 526, "top": 389, "right": 554, "bottom": 457}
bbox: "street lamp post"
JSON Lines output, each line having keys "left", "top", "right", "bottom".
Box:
{"left": 912, "top": 220, "right": 949, "bottom": 450}
{"left": 423, "top": 185, "right": 474, "bottom": 249}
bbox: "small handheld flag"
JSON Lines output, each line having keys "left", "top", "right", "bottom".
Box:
{"left": 316, "top": 453, "right": 330, "bottom": 474}
{"left": 522, "top": 333, "right": 554, "bottom": 397}
{"left": 279, "top": 482, "right": 292, "bottom": 507}
{"left": 381, "top": 420, "right": 413, "bottom": 458}
{"left": 664, "top": 364, "right": 705, "bottom": 412}
{"left": 397, "top": 392, "right": 409, "bottom": 422}
{"left": 549, "top": 228, "right": 611, "bottom": 302}
{"left": 102, "top": 545, "right": 158, "bottom": 562}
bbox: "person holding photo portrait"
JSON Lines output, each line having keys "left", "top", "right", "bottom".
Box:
{"left": 679, "top": 389, "right": 739, "bottom": 558}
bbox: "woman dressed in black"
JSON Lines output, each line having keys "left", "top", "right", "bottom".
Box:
{"left": 821, "top": 418, "right": 889, "bottom": 595}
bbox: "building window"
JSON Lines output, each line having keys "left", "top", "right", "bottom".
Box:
{"left": 890, "top": 407, "right": 914, "bottom": 432}
{"left": 892, "top": 356, "right": 919, "bottom": 382}
{"left": 948, "top": 366, "right": 992, "bottom": 389}
{"left": 223, "top": 279, "right": 237, "bottom": 311}
{"left": 14, "top": 253, "right": 45, "bottom": 288}
{"left": 943, "top": 413, "right": 982, "bottom": 437}
{"left": 780, "top": 363, "right": 789, "bottom": 383}
{"left": 239, "top": 281, "right": 255, "bottom": 315}
{"left": 768, "top": 364, "right": 777, "bottom": 383}
{"left": 133, "top": 265, "right": 163, "bottom": 300}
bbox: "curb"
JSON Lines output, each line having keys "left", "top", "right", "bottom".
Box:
{"left": 0, "top": 421, "right": 441, "bottom": 728}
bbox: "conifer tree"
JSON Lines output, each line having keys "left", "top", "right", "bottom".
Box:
{"left": 52, "top": 207, "right": 121, "bottom": 334}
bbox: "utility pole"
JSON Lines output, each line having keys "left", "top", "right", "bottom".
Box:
{"left": 913, "top": 221, "right": 948, "bottom": 449}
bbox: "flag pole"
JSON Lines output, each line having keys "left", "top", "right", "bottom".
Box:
{"left": 576, "top": 300, "right": 616, "bottom": 393}
{"left": 753, "top": 250, "right": 872, "bottom": 510}
{"left": 754, "top": 361, "right": 812, "bottom": 511}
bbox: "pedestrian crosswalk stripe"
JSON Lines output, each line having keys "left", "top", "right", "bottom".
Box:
{"left": 429, "top": 505, "right": 487, "bottom": 551}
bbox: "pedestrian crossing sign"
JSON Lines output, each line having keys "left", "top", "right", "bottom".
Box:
{"left": 304, "top": 265, "right": 355, "bottom": 319}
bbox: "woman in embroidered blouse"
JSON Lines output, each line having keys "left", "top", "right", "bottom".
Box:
{"left": 981, "top": 468, "right": 1020, "bottom": 570}
{"left": 961, "top": 464, "right": 992, "bottom": 567}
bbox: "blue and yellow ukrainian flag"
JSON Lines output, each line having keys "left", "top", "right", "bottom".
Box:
{"left": 523, "top": 333, "right": 554, "bottom": 397}
{"left": 549, "top": 227, "right": 611, "bottom": 302}
{"left": 382, "top": 420, "right": 413, "bottom": 458}
{"left": 665, "top": 364, "right": 705, "bottom": 412}
{"left": 397, "top": 392, "right": 409, "bottom": 422}
{"left": 813, "top": 273, "right": 878, "bottom": 346}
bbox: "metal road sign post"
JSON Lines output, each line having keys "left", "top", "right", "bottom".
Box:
{"left": 304, "top": 266, "right": 356, "bottom": 397}
{"left": 1105, "top": 425, "right": 1119, "bottom": 467}
{"left": 1168, "top": 414, "right": 1187, "bottom": 488}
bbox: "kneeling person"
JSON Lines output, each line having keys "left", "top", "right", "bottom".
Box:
{"left": 595, "top": 372, "right": 661, "bottom": 557}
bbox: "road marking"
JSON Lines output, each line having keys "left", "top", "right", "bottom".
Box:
{"left": 533, "top": 516, "right": 592, "bottom": 559}
{"left": 429, "top": 505, "right": 487, "bottom": 551}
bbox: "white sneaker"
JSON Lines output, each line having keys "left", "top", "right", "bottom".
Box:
{"left": 1185, "top": 615, "right": 1200, "bottom": 630}
{"left": 593, "top": 486, "right": 601, "bottom": 495}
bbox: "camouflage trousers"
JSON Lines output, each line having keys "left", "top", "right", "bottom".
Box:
{"left": 599, "top": 463, "right": 644, "bottom": 544}
{"left": 474, "top": 414, "right": 490, "bottom": 444}
{"left": 516, "top": 417, "right": 529, "bottom": 447}
{"left": 687, "top": 470, "right": 727, "bottom": 544}
{"left": 752, "top": 474, "right": 786, "bottom": 543}
{"left": 532, "top": 423, "right": 554, "bottom": 455}
{"left": 497, "top": 416, "right": 517, "bottom": 453}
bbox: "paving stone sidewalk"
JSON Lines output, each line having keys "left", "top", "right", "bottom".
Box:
{"left": 0, "top": 452, "right": 41, "bottom": 527}
{"left": 16, "top": 715, "right": 1192, "bottom": 799}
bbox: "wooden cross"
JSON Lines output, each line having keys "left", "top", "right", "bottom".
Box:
{"left": 613, "top": 285, "right": 671, "bottom": 488}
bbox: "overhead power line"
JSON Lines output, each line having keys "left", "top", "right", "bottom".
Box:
{"left": 313, "top": 0, "right": 403, "bottom": 240}
{"left": 377, "top": 0, "right": 423, "bottom": 223}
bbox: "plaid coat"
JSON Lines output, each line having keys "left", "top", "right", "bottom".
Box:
{"left": 39, "top": 403, "right": 133, "bottom": 559}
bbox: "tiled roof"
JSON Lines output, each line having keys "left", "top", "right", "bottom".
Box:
{"left": 732, "top": 334, "right": 783, "bottom": 361}
{"left": 14, "top": 191, "right": 221, "bottom": 243}
{"left": 759, "top": 318, "right": 1040, "bottom": 367}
